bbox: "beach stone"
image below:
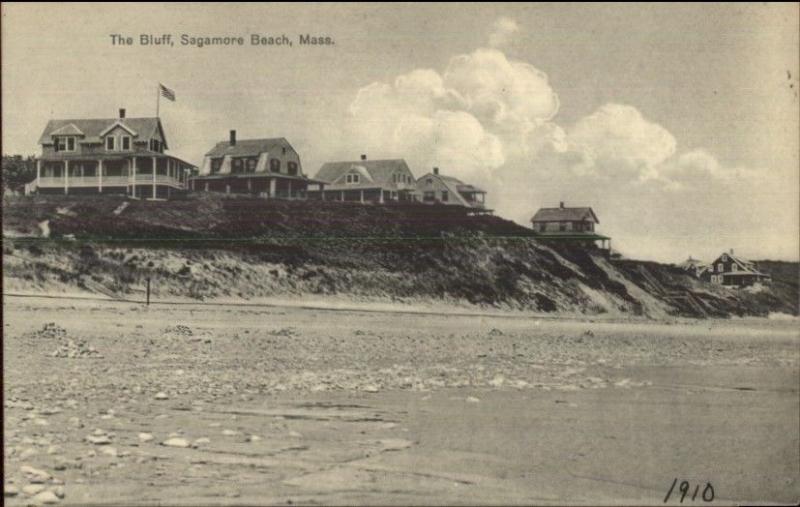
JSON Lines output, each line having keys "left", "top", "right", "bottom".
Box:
{"left": 4, "top": 484, "right": 19, "bottom": 497}
{"left": 162, "top": 438, "right": 190, "bottom": 448}
{"left": 192, "top": 437, "right": 211, "bottom": 447}
{"left": 100, "top": 447, "right": 118, "bottom": 457}
{"left": 52, "top": 486, "right": 65, "bottom": 499}
{"left": 85, "top": 435, "right": 111, "bottom": 445}
{"left": 466, "top": 396, "right": 481, "bottom": 403}
{"left": 154, "top": 392, "right": 169, "bottom": 400}
{"left": 221, "top": 429, "right": 238, "bottom": 436}
{"left": 31, "top": 490, "right": 61, "bottom": 504}
{"left": 22, "top": 484, "right": 47, "bottom": 496}
{"left": 138, "top": 433, "right": 154, "bottom": 443}
{"left": 21, "top": 465, "right": 51, "bottom": 483}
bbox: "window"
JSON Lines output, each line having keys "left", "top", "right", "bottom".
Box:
{"left": 270, "top": 159, "right": 281, "bottom": 172}
{"left": 288, "top": 162, "right": 298, "bottom": 175}
{"left": 441, "top": 190, "right": 449, "bottom": 202}
{"left": 559, "top": 223, "right": 567, "bottom": 232}
{"left": 233, "top": 158, "right": 244, "bottom": 173}
{"left": 717, "top": 263, "right": 723, "bottom": 273}
{"left": 732, "top": 264, "right": 738, "bottom": 272}
{"left": 106, "top": 136, "right": 115, "bottom": 151}
{"left": 423, "top": 191, "right": 435, "bottom": 202}
{"left": 56, "top": 137, "right": 75, "bottom": 152}
{"left": 122, "top": 136, "right": 131, "bottom": 151}
{"left": 345, "top": 173, "right": 360, "bottom": 184}
{"left": 211, "top": 158, "right": 222, "bottom": 174}
{"left": 426, "top": 178, "right": 433, "bottom": 184}
{"left": 247, "top": 158, "right": 257, "bottom": 172}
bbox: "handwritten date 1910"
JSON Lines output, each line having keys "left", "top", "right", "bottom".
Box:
{"left": 664, "top": 479, "right": 715, "bottom": 503}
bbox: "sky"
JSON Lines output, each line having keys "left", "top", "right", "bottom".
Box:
{"left": 2, "top": 3, "right": 798, "bottom": 262}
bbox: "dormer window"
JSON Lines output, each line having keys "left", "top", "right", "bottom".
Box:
{"left": 346, "top": 173, "right": 360, "bottom": 184}
{"left": 106, "top": 136, "right": 115, "bottom": 151}
{"left": 122, "top": 136, "right": 131, "bottom": 151}
{"left": 56, "top": 137, "right": 76, "bottom": 152}
{"left": 270, "top": 159, "right": 281, "bottom": 172}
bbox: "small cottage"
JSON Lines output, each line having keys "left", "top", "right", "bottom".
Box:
{"left": 530, "top": 202, "right": 611, "bottom": 251}
{"left": 699, "top": 250, "right": 771, "bottom": 287}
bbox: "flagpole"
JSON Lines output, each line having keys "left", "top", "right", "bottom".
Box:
{"left": 156, "top": 85, "right": 160, "bottom": 118}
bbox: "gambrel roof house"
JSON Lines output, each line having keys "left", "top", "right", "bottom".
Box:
{"left": 700, "top": 249, "right": 771, "bottom": 288}
{"left": 191, "top": 130, "right": 322, "bottom": 199}
{"left": 33, "top": 109, "right": 196, "bottom": 199}
{"left": 415, "top": 168, "right": 487, "bottom": 209}
{"left": 310, "top": 155, "right": 417, "bottom": 204}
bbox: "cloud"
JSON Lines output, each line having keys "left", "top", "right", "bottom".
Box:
{"left": 329, "top": 16, "right": 796, "bottom": 261}
{"left": 488, "top": 17, "right": 520, "bottom": 49}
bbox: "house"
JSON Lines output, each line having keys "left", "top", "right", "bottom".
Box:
{"left": 415, "top": 167, "right": 488, "bottom": 211}
{"left": 699, "top": 249, "right": 771, "bottom": 287}
{"left": 33, "top": 109, "right": 196, "bottom": 199}
{"left": 530, "top": 202, "right": 611, "bottom": 251}
{"left": 308, "top": 155, "right": 417, "bottom": 203}
{"left": 678, "top": 256, "right": 708, "bottom": 277}
{"left": 190, "top": 131, "right": 322, "bottom": 199}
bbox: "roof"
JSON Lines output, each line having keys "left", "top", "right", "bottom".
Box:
{"left": 416, "top": 172, "right": 487, "bottom": 208}
{"left": 315, "top": 159, "right": 411, "bottom": 187}
{"left": 531, "top": 206, "right": 599, "bottom": 224}
{"left": 191, "top": 173, "right": 323, "bottom": 184}
{"left": 205, "top": 138, "right": 295, "bottom": 158}
{"left": 38, "top": 117, "right": 166, "bottom": 148}
{"left": 533, "top": 232, "right": 611, "bottom": 241}
{"left": 679, "top": 257, "right": 707, "bottom": 270}
{"left": 38, "top": 152, "right": 196, "bottom": 167}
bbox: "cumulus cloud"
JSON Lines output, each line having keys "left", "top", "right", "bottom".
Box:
{"left": 488, "top": 17, "right": 520, "bottom": 49}
{"left": 330, "top": 17, "right": 795, "bottom": 261}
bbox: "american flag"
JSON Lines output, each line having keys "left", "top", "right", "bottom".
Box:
{"left": 159, "top": 83, "right": 176, "bottom": 102}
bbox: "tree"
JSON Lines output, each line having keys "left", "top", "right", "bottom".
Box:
{"left": 2, "top": 155, "right": 37, "bottom": 191}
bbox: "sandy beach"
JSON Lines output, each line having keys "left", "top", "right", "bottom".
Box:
{"left": 3, "top": 295, "right": 798, "bottom": 505}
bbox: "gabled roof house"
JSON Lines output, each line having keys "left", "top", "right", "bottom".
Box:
{"left": 309, "top": 155, "right": 417, "bottom": 203}
{"left": 33, "top": 108, "right": 196, "bottom": 199}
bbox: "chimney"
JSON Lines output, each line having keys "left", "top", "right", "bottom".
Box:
{"left": 119, "top": 108, "right": 126, "bottom": 119}
{"left": 433, "top": 167, "right": 439, "bottom": 175}
{"left": 229, "top": 130, "right": 236, "bottom": 146}
{"left": 559, "top": 201, "right": 565, "bottom": 208}
{"left": 730, "top": 248, "right": 734, "bottom": 255}
{"left": 360, "top": 154, "right": 367, "bottom": 161}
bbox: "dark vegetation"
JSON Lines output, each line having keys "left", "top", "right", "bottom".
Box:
{"left": 3, "top": 194, "right": 798, "bottom": 317}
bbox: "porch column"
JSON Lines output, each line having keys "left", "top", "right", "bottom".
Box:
{"left": 288, "top": 180, "right": 292, "bottom": 198}
{"left": 152, "top": 156, "right": 157, "bottom": 199}
{"left": 132, "top": 157, "right": 137, "bottom": 197}
{"left": 98, "top": 159, "right": 103, "bottom": 193}
{"left": 340, "top": 190, "right": 344, "bottom": 201}
{"left": 379, "top": 190, "right": 384, "bottom": 204}
{"left": 64, "top": 160, "right": 69, "bottom": 195}
{"left": 246, "top": 178, "right": 252, "bottom": 192}
{"left": 359, "top": 190, "right": 364, "bottom": 203}
{"left": 269, "top": 178, "right": 277, "bottom": 198}
{"left": 36, "top": 159, "right": 41, "bottom": 187}
{"left": 321, "top": 185, "right": 326, "bottom": 201}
